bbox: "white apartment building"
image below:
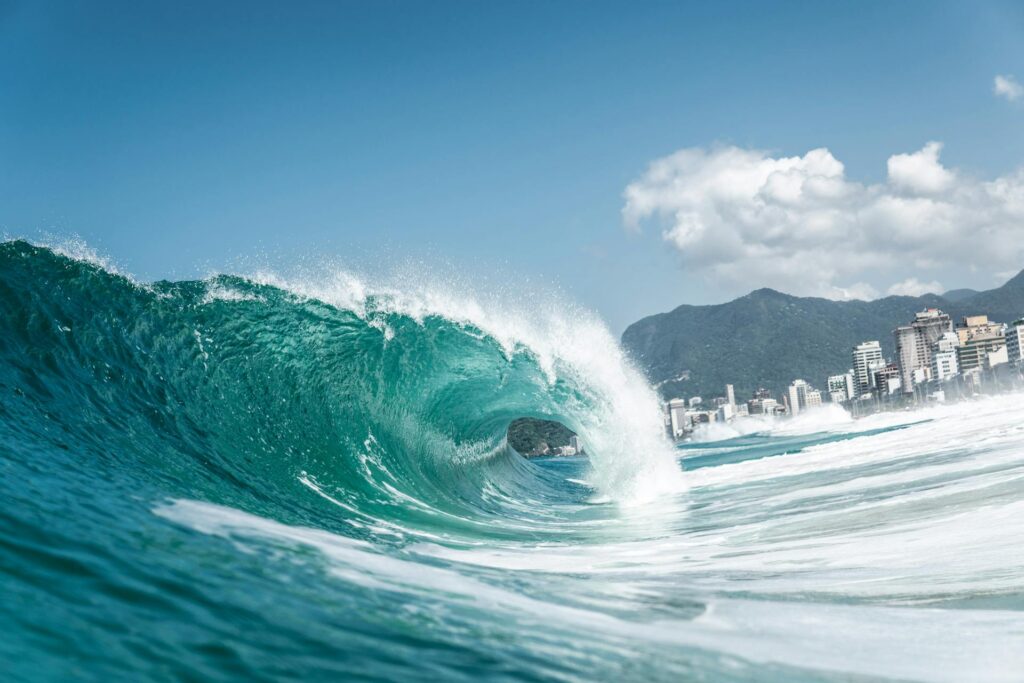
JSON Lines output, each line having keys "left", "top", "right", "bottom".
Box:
{"left": 852, "top": 341, "right": 884, "bottom": 398}
{"left": 804, "top": 390, "right": 822, "bottom": 408}
{"left": 986, "top": 344, "right": 1008, "bottom": 369}
{"left": 930, "top": 331, "right": 960, "bottom": 382}
{"left": 787, "top": 384, "right": 800, "bottom": 416}
{"left": 747, "top": 397, "right": 778, "bottom": 416}
{"left": 667, "top": 398, "right": 688, "bottom": 438}
{"left": 826, "top": 372, "right": 856, "bottom": 403}
{"left": 788, "top": 379, "right": 819, "bottom": 415}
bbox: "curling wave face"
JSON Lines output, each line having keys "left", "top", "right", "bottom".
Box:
{"left": 1, "top": 240, "right": 1023, "bottom": 682}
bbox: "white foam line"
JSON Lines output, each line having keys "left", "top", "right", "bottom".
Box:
{"left": 416, "top": 399, "right": 1024, "bottom": 604}
{"left": 687, "top": 397, "right": 1024, "bottom": 490}
{"left": 155, "top": 498, "right": 1024, "bottom": 682}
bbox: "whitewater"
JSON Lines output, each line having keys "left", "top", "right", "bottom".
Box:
{"left": 1, "top": 240, "right": 1023, "bottom": 682}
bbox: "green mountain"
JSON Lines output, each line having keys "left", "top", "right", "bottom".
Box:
{"left": 941, "top": 288, "right": 979, "bottom": 302}
{"left": 621, "top": 270, "right": 1024, "bottom": 402}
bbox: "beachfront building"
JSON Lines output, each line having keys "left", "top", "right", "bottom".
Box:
{"left": 873, "top": 363, "right": 902, "bottom": 396}
{"left": 787, "top": 381, "right": 803, "bottom": 416}
{"left": 689, "top": 410, "right": 718, "bottom": 426}
{"left": 666, "top": 398, "right": 688, "bottom": 438}
{"left": 955, "top": 315, "right": 1005, "bottom": 372}
{"left": 1006, "top": 319, "right": 1024, "bottom": 365}
{"left": 826, "top": 372, "right": 856, "bottom": 403}
{"left": 747, "top": 395, "right": 778, "bottom": 416}
{"left": 852, "top": 341, "right": 884, "bottom": 398}
{"left": 893, "top": 309, "right": 953, "bottom": 394}
{"left": 804, "top": 389, "right": 822, "bottom": 408}
{"left": 930, "top": 332, "right": 960, "bottom": 382}
{"left": 986, "top": 344, "right": 1008, "bottom": 370}
{"left": 787, "top": 379, "right": 821, "bottom": 415}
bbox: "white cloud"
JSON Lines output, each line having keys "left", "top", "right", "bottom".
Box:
{"left": 994, "top": 74, "right": 1023, "bottom": 101}
{"left": 886, "top": 278, "right": 944, "bottom": 297}
{"left": 886, "top": 142, "right": 955, "bottom": 194}
{"left": 623, "top": 142, "right": 1024, "bottom": 300}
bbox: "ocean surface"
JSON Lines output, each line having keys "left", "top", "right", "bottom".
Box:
{"left": 1, "top": 240, "right": 1023, "bottom": 682}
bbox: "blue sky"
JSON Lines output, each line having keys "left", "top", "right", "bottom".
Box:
{"left": 2, "top": 1, "right": 1024, "bottom": 331}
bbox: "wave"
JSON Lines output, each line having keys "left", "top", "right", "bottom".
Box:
{"left": 0, "top": 240, "right": 680, "bottom": 541}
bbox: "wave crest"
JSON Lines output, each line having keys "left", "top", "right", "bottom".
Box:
{"left": 0, "top": 240, "right": 681, "bottom": 543}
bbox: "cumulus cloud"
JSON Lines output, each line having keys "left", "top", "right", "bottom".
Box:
{"left": 886, "top": 278, "right": 944, "bottom": 297}
{"left": 622, "top": 142, "right": 1024, "bottom": 299}
{"left": 994, "top": 74, "right": 1022, "bottom": 101}
{"left": 886, "top": 142, "right": 955, "bottom": 194}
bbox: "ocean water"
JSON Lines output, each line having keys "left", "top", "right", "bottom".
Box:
{"left": 1, "top": 240, "right": 1023, "bottom": 682}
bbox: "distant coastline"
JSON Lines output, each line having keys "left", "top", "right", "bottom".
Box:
{"left": 623, "top": 269, "right": 1024, "bottom": 403}
{"left": 507, "top": 417, "right": 584, "bottom": 457}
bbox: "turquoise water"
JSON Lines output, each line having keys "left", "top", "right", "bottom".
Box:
{"left": 2, "top": 241, "right": 1023, "bottom": 682}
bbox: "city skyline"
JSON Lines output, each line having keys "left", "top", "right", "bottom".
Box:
{"left": 666, "top": 306, "right": 1024, "bottom": 437}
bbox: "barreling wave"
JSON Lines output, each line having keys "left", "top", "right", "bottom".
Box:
{"left": 0, "top": 240, "right": 681, "bottom": 543}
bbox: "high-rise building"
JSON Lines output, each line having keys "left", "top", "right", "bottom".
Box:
{"left": 666, "top": 398, "right": 688, "bottom": 438}
{"left": 873, "top": 363, "right": 902, "bottom": 395}
{"left": 852, "top": 341, "right": 884, "bottom": 398}
{"left": 826, "top": 372, "right": 856, "bottom": 403}
{"left": 787, "top": 379, "right": 819, "bottom": 415}
{"left": 787, "top": 383, "right": 800, "bottom": 417}
{"left": 930, "top": 332, "right": 960, "bottom": 382}
{"left": 955, "top": 315, "right": 1005, "bottom": 372}
{"left": 1006, "top": 319, "right": 1024, "bottom": 365}
{"left": 893, "top": 309, "right": 952, "bottom": 394}
{"left": 726, "top": 384, "right": 735, "bottom": 408}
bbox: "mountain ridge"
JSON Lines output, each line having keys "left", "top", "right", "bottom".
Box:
{"left": 622, "top": 270, "right": 1024, "bottom": 402}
